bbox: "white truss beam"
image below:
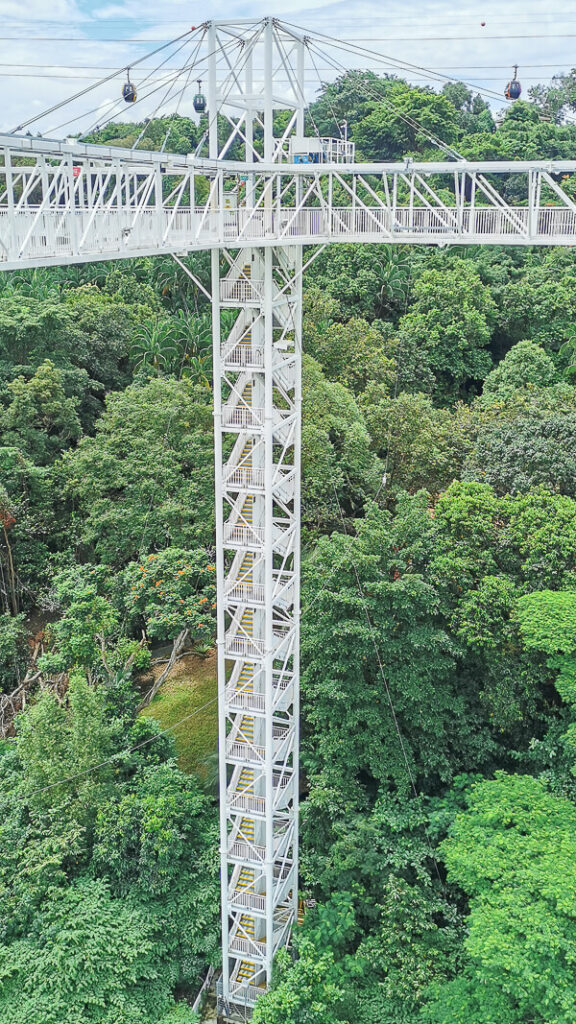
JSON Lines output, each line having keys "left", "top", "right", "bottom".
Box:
{"left": 5, "top": 136, "right": 576, "bottom": 269}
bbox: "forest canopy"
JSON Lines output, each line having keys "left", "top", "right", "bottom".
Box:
{"left": 3, "top": 68, "right": 576, "bottom": 1023}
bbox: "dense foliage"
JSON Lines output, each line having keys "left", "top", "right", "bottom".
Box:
{"left": 3, "top": 70, "right": 576, "bottom": 1021}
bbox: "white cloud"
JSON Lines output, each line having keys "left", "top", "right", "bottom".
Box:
{"left": 0, "top": 0, "right": 84, "bottom": 23}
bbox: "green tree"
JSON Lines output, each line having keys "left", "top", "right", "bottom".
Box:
{"left": 466, "top": 410, "right": 576, "bottom": 496}
{"left": 306, "top": 246, "right": 411, "bottom": 320}
{"left": 252, "top": 940, "right": 349, "bottom": 1024}
{"left": 396, "top": 262, "right": 496, "bottom": 400}
{"left": 131, "top": 320, "right": 179, "bottom": 376}
{"left": 361, "top": 389, "right": 476, "bottom": 495}
{"left": 479, "top": 338, "right": 557, "bottom": 404}
{"left": 301, "top": 498, "right": 463, "bottom": 808}
{"left": 304, "top": 297, "right": 395, "bottom": 395}
{"left": 1, "top": 360, "right": 82, "bottom": 464}
{"left": 0, "top": 877, "right": 176, "bottom": 1024}
{"left": 308, "top": 70, "right": 390, "bottom": 139}
{"left": 124, "top": 547, "right": 215, "bottom": 645}
{"left": 63, "top": 377, "right": 214, "bottom": 566}
{"left": 353, "top": 82, "right": 460, "bottom": 161}
{"left": 0, "top": 295, "right": 73, "bottom": 368}
{"left": 0, "top": 447, "right": 59, "bottom": 612}
{"left": 425, "top": 773, "right": 576, "bottom": 1024}
{"left": 301, "top": 356, "right": 382, "bottom": 533}
{"left": 40, "top": 568, "right": 121, "bottom": 678}
{"left": 92, "top": 763, "right": 220, "bottom": 983}
{"left": 0, "top": 677, "right": 116, "bottom": 935}
{"left": 498, "top": 250, "right": 576, "bottom": 354}
{"left": 0, "top": 612, "right": 28, "bottom": 690}
{"left": 515, "top": 588, "right": 576, "bottom": 761}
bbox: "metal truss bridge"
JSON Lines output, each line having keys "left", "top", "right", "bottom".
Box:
{"left": 2, "top": 16, "right": 576, "bottom": 1022}
{"left": 4, "top": 134, "right": 576, "bottom": 268}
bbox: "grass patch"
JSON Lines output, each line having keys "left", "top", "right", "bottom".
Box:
{"left": 140, "top": 651, "right": 218, "bottom": 778}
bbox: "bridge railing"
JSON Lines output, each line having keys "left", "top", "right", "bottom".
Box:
{"left": 3, "top": 203, "right": 576, "bottom": 268}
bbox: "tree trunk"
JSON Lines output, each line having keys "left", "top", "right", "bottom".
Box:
{"left": 2, "top": 521, "right": 19, "bottom": 615}
{"left": 138, "top": 628, "right": 190, "bottom": 710}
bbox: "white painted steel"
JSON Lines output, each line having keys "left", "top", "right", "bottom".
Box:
{"left": 5, "top": 137, "right": 576, "bottom": 269}
{"left": 214, "top": 235, "right": 301, "bottom": 1014}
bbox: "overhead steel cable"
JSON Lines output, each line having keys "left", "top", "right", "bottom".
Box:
{"left": 1, "top": 4, "right": 575, "bottom": 25}
{"left": 308, "top": 40, "right": 464, "bottom": 160}
{"left": 51, "top": 33, "right": 238, "bottom": 139}
{"left": 76, "top": 33, "right": 209, "bottom": 140}
{"left": 0, "top": 71, "right": 572, "bottom": 83}
{"left": 311, "top": 35, "right": 576, "bottom": 136}
{"left": 272, "top": 28, "right": 324, "bottom": 144}
{"left": 301, "top": 25, "right": 510, "bottom": 106}
{"left": 286, "top": 19, "right": 523, "bottom": 108}
{"left": 307, "top": 41, "right": 343, "bottom": 139}
{"left": 2, "top": 62, "right": 576, "bottom": 72}
{"left": 10, "top": 25, "right": 206, "bottom": 134}
{"left": 127, "top": 35, "right": 205, "bottom": 150}
{"left": 82, "top": 32, "right": 203, "bottom": 145}
{"left": 5, "top": 30, "right": 576, "bottom": 42}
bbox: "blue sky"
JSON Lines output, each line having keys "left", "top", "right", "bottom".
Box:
{"left": 1, "top": 0, "right": 575, "bottom": 134}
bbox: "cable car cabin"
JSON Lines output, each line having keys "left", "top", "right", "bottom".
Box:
{"left": 122, "top": 80, "right": 137, "bottom": 103}
{"left": 505, "top": 67, "right": 522, "bottom": 101}
{"left": 505, "top": 79, "right": 522, "bottom": 100}
{"left": 193, "top": 81, "right": 206, "bottom": 114}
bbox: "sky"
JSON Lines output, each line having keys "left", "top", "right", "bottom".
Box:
{"left": 1, "top": 0, "right": 576, "bottom": 136}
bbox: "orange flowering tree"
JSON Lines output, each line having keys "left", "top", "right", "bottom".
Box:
{"left": 124, "top": 547, "right": 216, "bottom": 646}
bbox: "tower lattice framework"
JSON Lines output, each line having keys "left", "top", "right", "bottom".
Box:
{"left": 213, "top": 243, "right": 302, "bottom": 1011}
{"left": 207, "top": 20, "right": 306, "bottom": 1015}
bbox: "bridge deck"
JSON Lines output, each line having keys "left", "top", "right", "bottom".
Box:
{"left": 2, "top": 204, "right": 576, "bottom": 270}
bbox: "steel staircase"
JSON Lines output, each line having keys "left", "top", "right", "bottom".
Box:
{"left": 216, "top": 245, "right": 300, "bottom": 1011}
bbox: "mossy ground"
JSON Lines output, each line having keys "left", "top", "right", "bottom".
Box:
{"left": 140, "top": 650, "right": 218, "bottom": 778}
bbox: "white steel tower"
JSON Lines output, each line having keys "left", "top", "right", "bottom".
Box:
{"left": 208, "top": 20, "right": 306, "bottom": 1016}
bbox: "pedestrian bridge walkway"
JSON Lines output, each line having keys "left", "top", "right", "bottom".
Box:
{"left": 2, "top": 132, "right": 576, "bottom": 269}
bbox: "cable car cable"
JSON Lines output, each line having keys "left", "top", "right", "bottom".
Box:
{"left": 308, "top": 40, "right": 464, "bottom": 160}
{"left": 2, "top": 60, "right": 575, "bottom": 72}
{"left": 307, "top": 42, "right": 344, "bottom": 139}
{"left": 10, "top": 24, "right": 205, "bottom": 134}
{"left": 23, "top": 33, "right": 194, "bottom": 137}
{"left": 86, "top": 32, "right": 202, "bottom": 140}
{"left": 72, "top": 37, "right": 195, "bottom": 139}
{"left": 291, "top": 20, "right": 520, "bottom": 106}
{"left": 128, "top": 36, "right": 205, "bottom": 147}
{"left": 17, "top": 694, "right": 220, "bottom": 801}
{"left": 89, "top": 27, "right": 256, "bottom": 143}
{"left": 301, "top": 24, "right": 510, "bottom": 105}
{"left": 62, "top": 33, "right": 236, "bottom": 141}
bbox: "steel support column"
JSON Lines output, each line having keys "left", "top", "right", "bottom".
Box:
{"left": 214, "top": 244, "right": 301, "bottom": 1015}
